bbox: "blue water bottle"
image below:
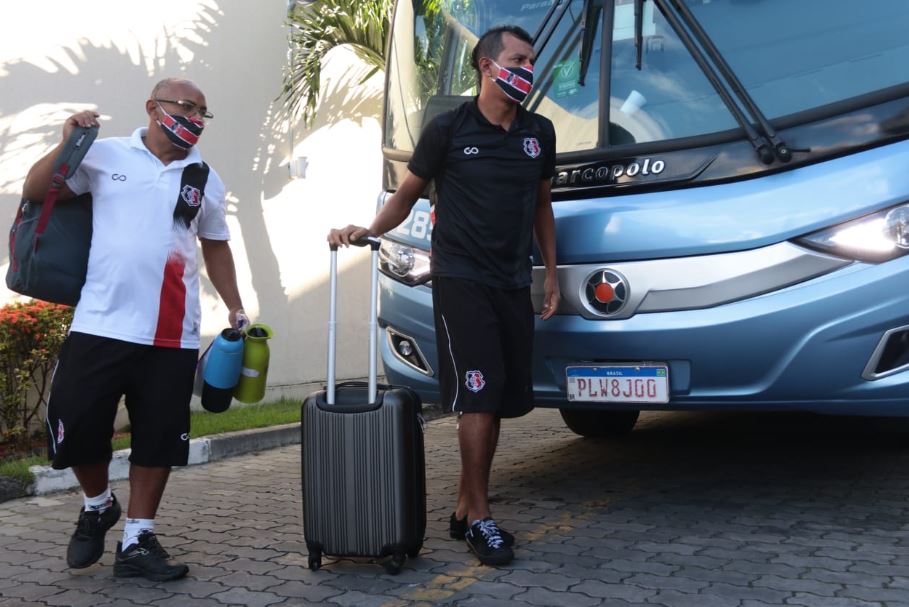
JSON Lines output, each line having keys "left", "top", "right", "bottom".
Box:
{"left": 200, "top": 328, "right": 245, "bottom": 412}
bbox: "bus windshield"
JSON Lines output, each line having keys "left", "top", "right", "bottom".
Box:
{"left": 384, "top": 0, "right": 909, "bottom": 155}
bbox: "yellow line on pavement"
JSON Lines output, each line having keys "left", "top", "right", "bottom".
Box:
{"left": 398, "top": 569, "right": 483, "bottom": 604}
{"left": 384, "top": 497, "right": 612, "bottom": 606}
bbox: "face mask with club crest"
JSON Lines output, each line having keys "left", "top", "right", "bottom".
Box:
{"left": 489, "top": 60, "right": 534, "bottom": 104}
{"left": 156, "top": 104, "right": 204, "bottom": 150}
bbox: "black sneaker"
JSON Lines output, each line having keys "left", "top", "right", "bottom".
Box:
{"left": 66, "top": 494, "right": 122, "bottom": 569}
{"left": 450, "top": 512, "right": 515, "bottom": 546}
{"left": 113, "top": 532, "right": 189, "bottom": 581}
{"left": 465, "top": 518, "right": 514, "bottom": 566}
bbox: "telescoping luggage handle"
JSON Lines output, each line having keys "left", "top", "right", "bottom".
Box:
{"left": 327, "top": 236, "right": 381, "bottom": 405}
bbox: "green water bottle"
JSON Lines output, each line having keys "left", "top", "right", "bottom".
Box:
{"left": 234, "top": 323, "right": 273, "bottom": 404}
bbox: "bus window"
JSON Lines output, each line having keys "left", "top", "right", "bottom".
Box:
{"left": 385, "top": 0, "right": 909, "bottom": 155}
{"left": 384, "top": 0, "right": 740, "bottom": 153}
{"left": 525, "top": 1, "right": 600, "bottom": 152}
{"left": 690, "top": 0, "right": 909, "bottom": 120}
{"left": 609, "top": 0, "right": 738, "bottom": 144}
{"left": 385, "top": 0, "right": 596, "bottom": 153}
{"left": 609, "top": 0, "right": 909, "bottom": 145}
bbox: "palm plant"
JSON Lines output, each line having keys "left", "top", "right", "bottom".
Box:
{"left": 281, "top": 0, "right": 394, "bottom": 125}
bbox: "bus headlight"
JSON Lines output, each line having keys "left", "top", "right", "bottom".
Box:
{"left": 797, "top": 202, "right": 909, "bottom": 263}
{"left": 379, "top": 238, "right": 431, "bottom": 285}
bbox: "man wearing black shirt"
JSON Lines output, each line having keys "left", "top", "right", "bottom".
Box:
{"left": 328, "top": 25, "right": 560, "bottom": 566}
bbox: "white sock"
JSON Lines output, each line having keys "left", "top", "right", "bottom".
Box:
{"left": 83, "top": 488, "right": 112, "bottom": 512}
{"left": 122, "top": 518, "right": 155, "bottom": 550}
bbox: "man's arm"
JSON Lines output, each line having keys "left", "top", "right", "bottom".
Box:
{"left": 22, "top": 110, "right": 99, "bottom": 202}
{"left": 327, "top": 172, "right": 429, "bottom": 247}
{"left": 200, "top": 238, "right": 246, "bottom": 329}
{"left": 534, "top": 179, "right": 560, "bottom": 320}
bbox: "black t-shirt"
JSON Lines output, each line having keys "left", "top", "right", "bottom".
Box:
{"left": 407, "top": 99, "right": 556, "bottom": 288}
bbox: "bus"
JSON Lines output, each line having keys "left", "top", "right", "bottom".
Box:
{"left": 375, "top": 0, "right": 909, "bottom": 436}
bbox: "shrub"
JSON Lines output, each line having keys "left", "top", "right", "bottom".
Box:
{"left": 0, "top": 300, "right": 72, "bottom": 454}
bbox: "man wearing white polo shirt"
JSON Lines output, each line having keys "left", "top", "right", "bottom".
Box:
{"left": 23, "top": 77, "right": 245, "bottom": 581}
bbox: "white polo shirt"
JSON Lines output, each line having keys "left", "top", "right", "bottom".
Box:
{"left": 66, "top": 127, "right": 230, "bottom": 349}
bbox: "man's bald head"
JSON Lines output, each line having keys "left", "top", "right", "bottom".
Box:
{"left": 150, "top": 78, "right": 202, "bottom": 100}
{"left": 146, "top": 77, "right": 209, "bottom": 123}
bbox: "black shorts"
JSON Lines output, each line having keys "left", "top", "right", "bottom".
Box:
{"left": 46, "top": 332, "right": 198, "bottom": 470}
{"left": 432, "top": 276, "right": 534, "bottom": 418}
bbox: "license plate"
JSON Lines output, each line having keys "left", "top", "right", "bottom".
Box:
{"left": 566, "top": 364, "right": 670, "bottom": 404}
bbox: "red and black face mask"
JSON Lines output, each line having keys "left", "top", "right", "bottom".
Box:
{"left": 156, "top": 104, "right": 204, "bottom": 150}
{"left": 489, "top": 60, "right": 534, "bottom": 104}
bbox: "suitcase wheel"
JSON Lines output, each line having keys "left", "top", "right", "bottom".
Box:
{"left": 308, "top": 552, "right": 322, "bottom": 571}
{"left": 382, "top": 553, "right": 406, "bottom": 575}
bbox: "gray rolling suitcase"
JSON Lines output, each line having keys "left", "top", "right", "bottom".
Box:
{"left": 302, "top": 237, "right": 426, "bottom": 574}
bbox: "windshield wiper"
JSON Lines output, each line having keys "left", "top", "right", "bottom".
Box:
{"left": 533, "top": 0, "right": 573, "bottom": 58}
{"left": 634, "top": 0, "right": 644, "bottom": 70}
{"left": 667, "top": 0, "right": 792, "bottom": 163}
{"left": 651, "top": 0, "right": 777, "bottom": 164}
{"left": 538, "top": 0, "right": 600, "bottom": 87}
{"left": 578, "top": 0, "right": 605, "bottom": 85}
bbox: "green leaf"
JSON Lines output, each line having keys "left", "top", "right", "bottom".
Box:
{"left": 279, "top": 0, "right": 394, "bottom": 125}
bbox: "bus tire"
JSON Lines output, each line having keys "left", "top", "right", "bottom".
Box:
{"left": 560, "top": 409, "right": 639, "bottom": 438}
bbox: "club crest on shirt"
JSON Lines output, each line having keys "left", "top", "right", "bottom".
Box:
{"left": 523, "top": 137, "right": 541, "bottom": 158}
{"left": 181, "top": 185, "right": 202, "bottom": 207}
{"left": 465, "top": 370, "right": 486, "bottom": 393}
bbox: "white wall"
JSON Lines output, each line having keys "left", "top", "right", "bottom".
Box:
{"left": 0, "top": 0, "right": 386, "bottom": 399}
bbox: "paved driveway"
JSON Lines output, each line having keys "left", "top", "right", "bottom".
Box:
{"left": 1, "top": 408, "right": 908, "bottom": 606}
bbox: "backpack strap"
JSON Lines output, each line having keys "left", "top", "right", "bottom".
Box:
{"left": 172, "top": 162, "right": 210, "bottom": 229}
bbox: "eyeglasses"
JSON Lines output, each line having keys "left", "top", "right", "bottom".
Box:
{"left": 153, "top": 99, "right": 214, "bottom": 120}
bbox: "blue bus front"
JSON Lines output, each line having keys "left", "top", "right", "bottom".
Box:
{"left": 378, "top": 0, "right": 909, "bottom": 435}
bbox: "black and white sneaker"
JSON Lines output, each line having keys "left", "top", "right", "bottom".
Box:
{"left": 449, "top": 512, "right": 515, "bottom": 546}
{"left": 66, "top": 493, "right": 122, "bottom": 569}
{"left": 465, "top": 518, "right": 514, "bottom": 566}
{"left": 113, "top": 531, "right": 188, "bottom": 581}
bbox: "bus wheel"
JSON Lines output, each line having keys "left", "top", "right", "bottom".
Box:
{"left": 560, "top": 409, "right": 639, "bottom": 438}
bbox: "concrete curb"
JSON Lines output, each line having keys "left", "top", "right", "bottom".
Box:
{"left": 29, "top": 422, "right": 301, "bottom": 496}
